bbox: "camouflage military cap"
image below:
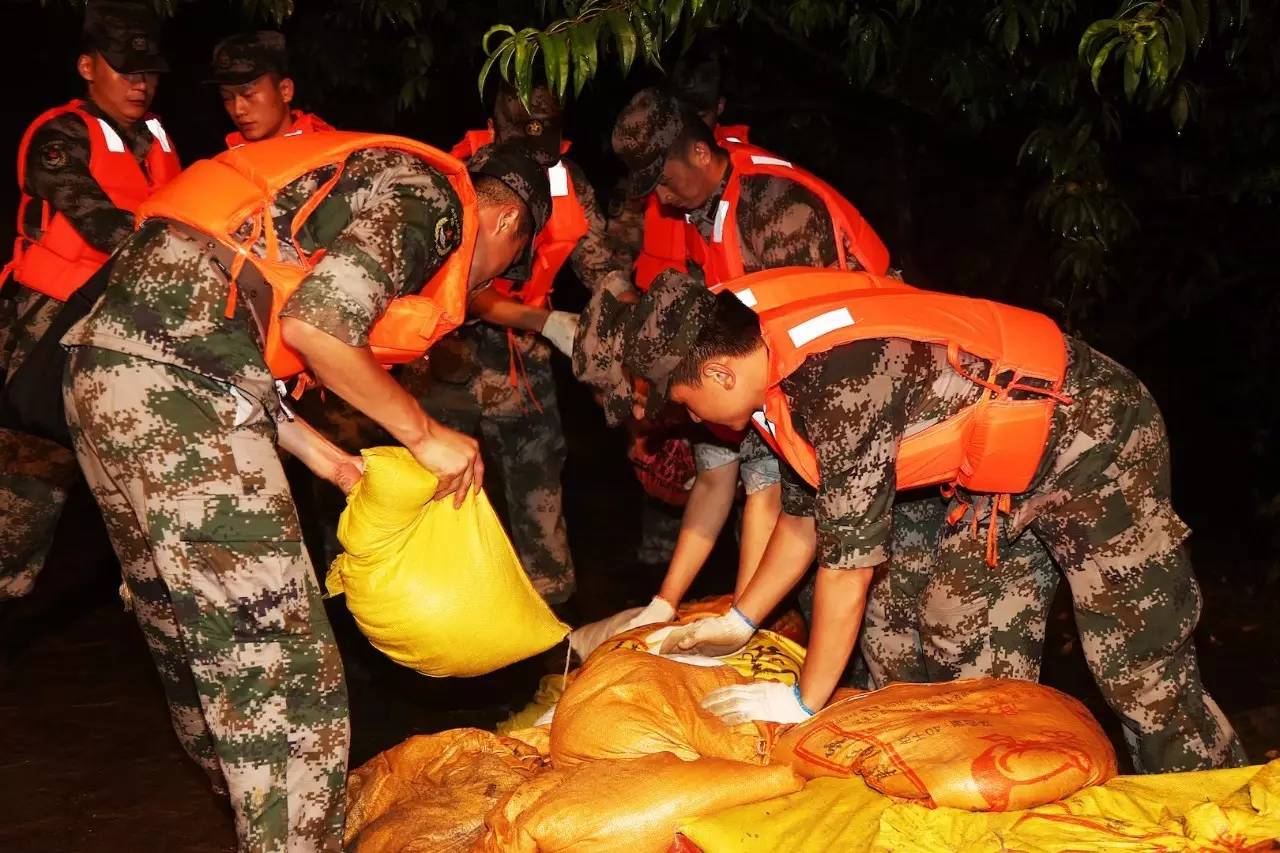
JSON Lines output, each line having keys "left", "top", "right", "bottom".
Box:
{"left": 469, "top": 141, "right": 552, "bottom": 281}
{"left": 208, "top": 31, "right": 287, "bottom": 86}
{"left": 623, "top": 270, "right": 717, "bottom": 418}
{"left": 82, "top": 0, "right": 168, "bottom": 75}
{"left": 612, "top": 87, "right": 686, "bottom": 198}
{"left": 493, "top": 84, "right": 565, "bottom": 167}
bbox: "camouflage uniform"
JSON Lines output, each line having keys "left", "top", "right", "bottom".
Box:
{"left": 0, "top": 95, "right": 152, "bottom": 599}
{"left": 61, "top": 146, "right": 469, "bottom": 851}
{"left": 774, "top": 336, "right": 1244, "bottom": 772}
{"left": 404, "top": 89, "right": 627, "bottom": 604}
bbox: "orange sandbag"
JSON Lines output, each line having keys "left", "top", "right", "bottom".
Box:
{"left": 343, "top": 728, "right": 547, "bottom": 851}
{"left": 476, "top": 752, "right": 804, "bottom": 853}
{"left": 772, "top": 678, "right": 1117, "bottom": 812}
{"left": 551, "top": 649, "right": 772, "bottom": 768}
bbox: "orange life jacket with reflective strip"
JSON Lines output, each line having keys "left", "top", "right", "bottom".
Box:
{"left": 753, "top": 281, "right": 1069, "bottom": 497}
{"left": 686, "top": 140, "right": 890, "bottom": 286}
{"left": 451, "top": 128, "right": 587, "bottom": 309}
{"left": 224, "top": 110, "right": 334, "bottom": 149}
{"left": 137, "top": 131, "right": 476, "bottom": 379}
{"left": 634, "top": 124, "right": 750, "bottom": 291}
{"left": 3, "top": 99, "right": 182, "bottom": 300}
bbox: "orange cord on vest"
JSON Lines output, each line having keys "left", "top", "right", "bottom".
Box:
{"left": 942, "top": 488, "right": 1013, "bottom": 567}
{"left": 506, "top": 328, "right": 544, "bottom": 414}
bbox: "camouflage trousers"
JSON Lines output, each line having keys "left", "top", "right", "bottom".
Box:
{"left": 921, "top": 342, "right": 1245, "bottom": 773}
{"left": 64, "top": 346, "right": 348, "bottom": 852}
{"left": 0, "top": 290, "right": 75, "bottom": 599}
{"left": 405, "top": 323, "right": 575, "bottom": 604}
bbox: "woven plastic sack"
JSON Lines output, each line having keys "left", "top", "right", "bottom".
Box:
{"left": 326, "top": 446, "right": 568, "bottom": 677}
{"left": 476, "top": 752, "right": 804, "bottom": 853}
{"left": 628, "top": 430, "right": 695, "bottom": 507}
{"left": 343, "top": 728, "right": 546, "bottom": 852}
{"left": 772, "top": 678, "right": 1117, "bottom": 811}
{"left": 550, "top": 649, "right": 773, "bottom": 768}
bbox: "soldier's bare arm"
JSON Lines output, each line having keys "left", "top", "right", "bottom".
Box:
{"left": 275, "top": 413, "right": 364, "bottom": 494}
{"left": 466, "top": 284, "right": 551, "bottom": 332}
{"left": 25, "top": 115, "right": 133, "bottom": 253}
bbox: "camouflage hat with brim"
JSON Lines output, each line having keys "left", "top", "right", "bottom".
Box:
{"left": 469, "top": 141, "right": 552, "bottom": 282}
{"left": 623, "top": 270, "right": 717, "bottom": 420}
{"left": 612, "top": 87, "right": 686, "bottom": 198}
{"left": 493, "top": 84, "right": 566, "bottom": 168}
{"left": 208, "top": 30, "right": 287, "bottom": 85}
{"left": 83, "top": 0, "right": 168, "bottom": 74}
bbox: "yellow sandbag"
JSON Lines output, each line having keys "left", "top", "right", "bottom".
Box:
{"left": 326, "top": 447, "right": 568, "bottom": 677}
{"left": 677, "top": 759, "right": 1280, "bottom": 852}
{"left": 495, "top": 674, "right": 566, "bottom": 735}
{"left": 477, "top": 752, "right": 804, "bottom": 853}
{"left": 589, "top": 624, "right": 807, "bottom": 686}
{"left": 343, "top": 728, "right": 547, "bottom": 852}
{"left": 551, "top": 649, "right": 772, "bottom": 768}
{"left": 772, "top": 678, "right": 1117, "bottom": 811}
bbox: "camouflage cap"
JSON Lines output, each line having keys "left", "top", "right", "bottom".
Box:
{"left": 622, "top": 270, "right": 717, "bottom": 418}
{"left": 469, "top": 141, "right": 552, "bottom": 281}
{"left": 82, "top": 0, "right": 168, "bottom": 75}
{"left": 612, "top": 87, "right": 686, "bottom": 198}
{"left": 493, "top": 84, "right": 565, "bottom": 168}
{"left": 208, "top": 31, "right": 288, "bottom": 86}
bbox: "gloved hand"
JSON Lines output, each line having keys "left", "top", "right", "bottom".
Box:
{"left": 541, "top": 310, "right": 580, "bottom": 357}
{"left": 701, "top": 682, "right": 816, "bottom": 726}
{"left": 651, "top": 606, "right": 756, "bottom": 657}
{"left": 620, "top": 595, "right": 677, "bottom": 633}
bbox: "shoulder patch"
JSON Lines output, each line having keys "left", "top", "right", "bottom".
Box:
{"left": 38, "top": 141, "right": 68, "bottom": 171}
{"left": 435, "top": 207, "right": 460, "bottom": 256}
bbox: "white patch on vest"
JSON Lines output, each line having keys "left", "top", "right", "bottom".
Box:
{"left": 752, "top": 409, "right": 777, "bottom": 438}
{"left": 684, "top": 212, "right": 694, "bottom": 224}
{"left": 712, "top": 199, "right": 729, "bottom": 243}
{"left": 750, "top": 154, "right": 792, "bottom": 169}
{"left": 787, "top": 307, "right": 855, "bottom": 349}
{"left": 735, "top": 287, "right": 758, "bottom": 308}
{"left": 548, "top": 162, "right": 570, "bottom": 198}
{"left": 724, "top": 136, "right": 742, "bottom": 143}
{"left": 96, "top": 119, "right": 126, "bottom": 153}
{"left": 144, "top": 118, "right": 172, "bottom": 153}
{"left": 284, "top": 129, "right": 303, "bottom": 137}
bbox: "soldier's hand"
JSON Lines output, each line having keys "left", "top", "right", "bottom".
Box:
{"left": 412, "top": 421, "right": 484, "bottom": 508}
{"left": 332, "top": 453, "right": 365, "bottom": 495}
{"left": 541, "top": 311, "right": 580, "bottom": 358}
{"left": 652, "top": 606, "right": 756, "bottom": 657}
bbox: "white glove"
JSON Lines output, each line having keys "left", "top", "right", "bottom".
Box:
{"left": 701, "top": 682, "right": 816, "bottom": 726}
{"left": 651, "top": 606, "right": 756, "bottom": 657}
{"left": 541, "top": 310, "right": 580, "bottom": 357}
{"left": 619, "top": 595, "right": 677, "bottom": 633}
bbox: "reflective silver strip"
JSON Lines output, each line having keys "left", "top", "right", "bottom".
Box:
{"left": 96, "top": 118, "right": 126, "bottom": 153}
{"left": 548, "top": 161, "right": 570, "bottom": 197}
{"left": 712, "top": 199, "right": 730, "bottom": 243}
{"left": 724, "top": 135, "right": 742, "bottom": 143}
{"left": 751, "top": 409, "right": 776, "bottom": 438}
{"left": 787, "top": 307, "right": 855, "bottom": 348}
{"left": 750, "top": 154, "right": 792, "bottom": 169}
{"left": 144, "top": 118, "right": 172, "bottom": 153}
{"left": 735, "top": 287, "right": 758, "bottom": 308}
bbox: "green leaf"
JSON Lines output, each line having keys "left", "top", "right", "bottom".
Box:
{"left": 570, "top": 17, "right": 600, "bottom": 97}
{"left": 513, "top": 33, "right": 536, "bottom": 104}
{"left": 1162, "top": 10, "right": 1186, "bottom": 77}
{"left": 1091, "top": 36, "right": 1123, "bottom": 91}
{"left": 537, "top": 31, "right": 570, "bottom": 99}
{"left": 1171, "top": 85, "right": 1189, "bottom": 130}
{"left": 605, "top": 9, "right": 637, "bottom": 73}
{"left": 1003, "top": 6, "right": 1021, "bottom": 55}
{"left": 1123, "top": 39, "right": 1144, "bottom": 100}
{"left": 482, "top": 24, "right": 517, "bottom": 54}
{"left": 633, "top": 12, "right": 660, "bottom": 65}
{"left": 1180, "top": 0, "right": 1203, "bottom": 54}
{"left": 1078, "top": 19, "right": 1118, "bottom": 64}
{"left": 662, "top": 0, "right": 683, "bottom": 33}
{"left": 1147, "top": 31, "right": 1169, "bottom": 94}
{"left": 477, "top": 42, "right": 509, "bottom": 98}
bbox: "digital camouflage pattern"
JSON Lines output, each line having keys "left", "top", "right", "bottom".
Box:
{"left": 0, "top": 427, "right": 76, "bottom": 599}
{"left": 82, "top": 0, "right": 168, "bottom": 75}
{"left": 492, "top": 84, "right": 566, "bottom": 168}
{"left": 64, "top": 346, "right": 348, "bottom": 850}
{"left": 401, "top": 325, "right": 574, "bottom": 603}
{"left": 611, "top": 88, "right": 685, "bottom": 198}
{"left": 208, "top": 30, "right": 287, "bottom": 85}
{"left": 60, "top": 147, "right": 466, "bottom": 850}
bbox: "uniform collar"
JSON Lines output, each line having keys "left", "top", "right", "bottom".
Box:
{"left": 687, "top": 160, "right": 733, "bottom": 232}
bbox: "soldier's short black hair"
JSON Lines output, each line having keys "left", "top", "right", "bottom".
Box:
{"left": 670, "top": 105, "right": 723, "bottom": 162}
{"left": 473, "top": 174, "right": 533, "bottom": 239}
{"left": 670, "top": 292, "right": 762, "bottom": 388}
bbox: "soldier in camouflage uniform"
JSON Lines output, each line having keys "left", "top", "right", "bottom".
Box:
{"left": 616, "top": 272, "right": 1245, "bottom": 773}
{"left": 401, "top": 83, "right": 629, "bottom": 605}
{"left": 60, "top": 139, "right": 547, "bottom": 850}
{"left": 0, "top": 1, "right": 171, "bottom": 599}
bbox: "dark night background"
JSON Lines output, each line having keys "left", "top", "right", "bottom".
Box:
{"left": 0, "top": 1, "right": 1276, "bottom": 850}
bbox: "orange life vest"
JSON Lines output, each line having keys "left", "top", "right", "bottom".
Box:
{"left": 137, "top": 132, "right": 477, "bottom": 379}
{"left": 224, "top": 110, "right": 335, "bottom": 149}
{"left": 634, "top": 124, "right": 750, "bottom": 291}
{"left": 686, "top": 140, "right": 890, "bottom": 286}
{"left": 451, "top": 128, "right": 587, "bottom": 309}
{"left": 3, "top": 99, "right": 182, "bottom": 300}
{"left": 752, "top": 279, "right": 1069, "bottom": 498}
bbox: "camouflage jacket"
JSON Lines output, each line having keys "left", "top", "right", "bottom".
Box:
{"left": 64, "top": 148, "right": 463, "bottom": 409}
{"left": 22, "top": 99, "right": 149, "bottom": 253}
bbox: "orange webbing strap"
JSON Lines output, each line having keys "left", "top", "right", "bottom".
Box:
{"left": 289, "top": 163, "right": 346, "bottom": 262}
{"left": 942, "top": 489, "right": 1013, "bottom": 567}
{"left": 222, "top": 215, "right": 263, "bottom": 320}
{"left": 506, "top": 328, "right": 544, "bottom": 414}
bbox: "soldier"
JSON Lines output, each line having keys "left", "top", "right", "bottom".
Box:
{"left": 401, "top": 82, "right": 629, "bottom": 606}
{"left": 209, "top": 30, "right": 333, "bottom": 146}
{"left": 61, "top": 135, "right": 550, "bottom": 849}
{"left": 0, "top": 0, "right": 179, "bottom": 599}
{"left": 625, "top": 270, "right": 1245, "bottom": 774}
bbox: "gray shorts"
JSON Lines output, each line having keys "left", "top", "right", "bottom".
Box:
{"left": 693, "top": 429, "right": 781, "bottom": 495}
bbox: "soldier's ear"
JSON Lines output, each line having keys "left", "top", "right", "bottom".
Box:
{"left": 496, "top": 204, "right": 521, "bottom": 237}
{"left": 704, "top": 362, "right": 736, "bottom": 391}
{"left": 278, "top": 77, "right": 295, "bottom": 105}
{"left": 77, "top": 53, "right": 95, "bottom": 84}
